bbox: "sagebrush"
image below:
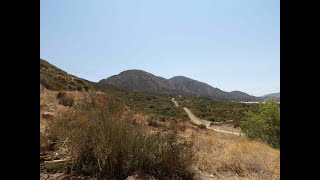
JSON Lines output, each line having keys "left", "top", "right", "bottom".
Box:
{"left": 50, "top": 93, "right": 195, "bottom": 179}
{"left": 56, "top": 91, "right": 74, "bottom": 107}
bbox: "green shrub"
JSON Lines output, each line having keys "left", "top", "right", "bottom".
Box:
{"left": 56, "top": 91, "right": 74, "bottom": 107}
{"left": 240, "top": 99, "right": 280, "bottom": 148}
{"left": 234, "top": 122, "right": 240, "bottom": 128}
{"left": 148, "top": 119, "right": 160, "bottom": 127}
{"left": 198, "top": 124, "right": 206, "bottom": 129}
{"left": 51, "top": 93, "right": 195, "bottom": 179}
{"left": 159, "top": 115, "right": 166, "bottom": 122}
{"left": 149, "top": 105, "right": 155, "bottom": 108}
{"left": 76, "top": 85, "right": 83, "bottom": 91}
{"left": 56, "top": 91, "right": 65, "bottom": 99}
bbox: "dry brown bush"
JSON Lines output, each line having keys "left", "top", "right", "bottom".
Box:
{"left": 50, "top": 93, "right": 195, "bottom": 179}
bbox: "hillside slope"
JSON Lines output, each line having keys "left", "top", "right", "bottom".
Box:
{"left": 262, "top": 92, "right": 280, "bottom": 101}
{"left": 169, "top": 76, "right": 259, "bottom": 101}
{"left": 99, "top": 71, "right": 260, "bottom": 101}
{"left": 40, "top": 59, "right": 94, "bottom": 91}
{"left": 168, "top": 76, "right": 228, "bottom": 100}
{"left": 99, "top": 70, "right": 179, "bottom": 94}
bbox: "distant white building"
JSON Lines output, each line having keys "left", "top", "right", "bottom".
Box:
{"left": 240, "top": 101, "right": 280, "bottom": 104}
{"left": 240, "top": 101, "right": 260, "bottom": 104}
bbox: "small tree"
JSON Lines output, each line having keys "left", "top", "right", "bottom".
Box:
{"left": 241, "top": 99, "right": 280, "bottom": 148}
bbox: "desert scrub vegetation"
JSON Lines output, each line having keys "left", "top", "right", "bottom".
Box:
{"left": 40, "top": 59, "right": 93, "bottom": 91}
{"left": 56, "top": 91, "right": 74, "bottom": 107}
{"left": 198, "top": 124, "right": 207, "bottom": 129}
{"left": 178, "top": 97, "right": 259, "bottom": 122}
{"left": 146, "top": 114, "right": 189, "bottom": 133}
{"left": 241, "top": 99, "right": 280, "bottom": 148}
{"left": 120, "top": 91, "right": 188, "bottom": 119}
{"left": 40, "top": 132, "right": 57, "bottom": 153}
{"left": 49, "top": 93, "right": 195, "bottom": 179}
{"left": 147, "top": 118, "right": 167, "bottom": 128}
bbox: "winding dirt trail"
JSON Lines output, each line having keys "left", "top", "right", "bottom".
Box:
{"left": 172, "top": 98, "right": 179, "bottom": 107}
{"left": 183, "top": 107, "right": 241, "bottom": 136}
{"left": 172, "top": 98, "right": 241, "bottom": 136}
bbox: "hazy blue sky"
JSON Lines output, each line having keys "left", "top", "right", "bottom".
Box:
{"left": 40, "top": 0, "right": 279, "bottom": 96}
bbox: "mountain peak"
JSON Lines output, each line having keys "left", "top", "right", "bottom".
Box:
{"left": 99, "top": 69, "right": 260, "bottom": 101}
{"left": 118, "top": 69, "right": 151, "bottom": 75}
{"left": 121, "top": 69, "right": 146, "bottom": 72}
{"left": 170, "top": 76, "right": 192, "bottom": 79}
{"left": 99, "top": 69, "right": 178, "bottom": 94}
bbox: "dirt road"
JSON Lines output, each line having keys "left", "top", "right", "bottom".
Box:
{"left": 172, "top": 98, "right": 179, "bottom": 107}
{"left": 183, "top": 107, "right": 241, "bottom": 136}
{"left": 183, "top": 107, "right": 210, "bottom": 126}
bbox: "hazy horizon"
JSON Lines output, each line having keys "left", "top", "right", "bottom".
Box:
{"left": 41, "top": 0, "right": 279, "bottom": 96}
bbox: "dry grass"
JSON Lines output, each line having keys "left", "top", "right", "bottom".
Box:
{"left": 48, "top": 93, "right": 195, "bottom": 179}
{"left": 183, "top": 127, "right": 280, "bottom": 180}
{"left": 40, "top": 90, "right": 85, "bottom": 133}
{"left": 40, "top": 89, "right": 280, "bottom": 179}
